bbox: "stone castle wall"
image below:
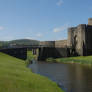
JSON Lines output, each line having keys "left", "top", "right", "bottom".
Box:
{"left": 67, "top": 24, "right": 87, "bottom": 56}
{"left": 86, "top": 25, "right": 92, "bottom": 55}
{"left": 40, "top": 41, "right": 55, "bottom": 47}
{"left": 67, "top": 18, "right": 92, "bottom": 56}
{"left": 40, "top": 40, "right": 67, "bottom": 48}
{"left": 88, "top": 18, "right": 92, "bottom": 25}
{"left": 86, "top": 18, "right": 92, "bottom": 55}
{"left": 55, "top": 40, "right": 67, "bottom": 48}
{"left": 38, "top": 40, "right": 68, "bottom": 60}
{"left": 39, "top": 18, "right": 92, "bottom": 60}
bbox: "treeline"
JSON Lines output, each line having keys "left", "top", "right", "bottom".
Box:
{"left": 0, "top": 39, "right": 40, "bottom": 48}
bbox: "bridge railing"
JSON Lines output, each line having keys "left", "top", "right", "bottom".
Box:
{"left": 0, "top": 44, "right": 55, "bottom": 50}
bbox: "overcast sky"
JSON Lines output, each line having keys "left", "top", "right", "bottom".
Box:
{"left": 0, "top": 0, "right": 92, "bottom": 41}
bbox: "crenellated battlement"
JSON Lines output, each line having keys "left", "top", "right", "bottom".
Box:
{"left": 67, "top": 18, "right": 92, "bottom": 56}
{"left": 88, "top": 18, "right": 92, "bottom": 25}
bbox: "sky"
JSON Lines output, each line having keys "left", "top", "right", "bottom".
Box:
{"left": 0, "top": 0, "right": 92, "bottom": 41}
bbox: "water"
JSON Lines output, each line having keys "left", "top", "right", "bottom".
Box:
{"left": 28, "top": 61, "right": 92, "bottom": 92}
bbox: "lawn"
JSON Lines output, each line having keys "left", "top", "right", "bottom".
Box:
{"left": 26, "top": 51, "right": 37, "bottom": 65}
{"left": 0, "top": 52, "right": 63, "bottom": 92}
{"left": 55, "top": 56, "right": 92, "bottom": 65}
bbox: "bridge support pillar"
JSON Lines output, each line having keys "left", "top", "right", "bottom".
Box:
{"left": 32, "top": 49, "right": 37, "bottom": 55}
{"left": 38, "top": 47, "right": 69, "bottom": 61}
{"left": 0, "top": 48, "right": 27, "bottom": 60}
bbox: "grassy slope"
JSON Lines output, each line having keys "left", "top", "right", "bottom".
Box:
{"left": 27, "top": 51, "right": 37, "bottom": 60}
{"left": 0, "top": 53, "right": 63, "bottom": 92}
{"left": 56, "top": 56, "right": 92, "bottom": 64}
{"left": 26, "top": 51, "right": 37, "bottom": 65}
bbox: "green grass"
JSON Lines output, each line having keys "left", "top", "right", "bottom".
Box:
{"left": 46, "top": 58, "right": 56, "bottom": 63}
{"left": 55, "top": 56, "right": 92, "bottom": 65}
{"left": 26, "top": 51, "right": 37, "bottom": 65}
{"left": 0, "top": 52, "right": 64, "bottom": 92}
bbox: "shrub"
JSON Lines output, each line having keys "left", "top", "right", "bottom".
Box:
{"left": 46, "top": 58, "right": 56, "bottom": 63}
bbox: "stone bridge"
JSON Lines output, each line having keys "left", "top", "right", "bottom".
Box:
{"left": 0, "top": 40, "right": 69, "bottom": 60}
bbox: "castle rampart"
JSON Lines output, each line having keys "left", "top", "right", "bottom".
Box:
{"left": 39, "top": 18, "right": 92, "bottom": 60}
{"left": 55, "top": 40, "right": 67, "bottom": 48}
{"left": 88, "top": 18, "right": 92, "bottom": 25}
{"left": 67, "top": 19, "right": 92, "bottom": 56}
{"left": 40, "top": 41, "right": 55, "bottom": 47}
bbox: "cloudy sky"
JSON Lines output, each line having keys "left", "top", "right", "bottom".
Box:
{"left": 0, "top": 0, "right": 92, "bottom": 41}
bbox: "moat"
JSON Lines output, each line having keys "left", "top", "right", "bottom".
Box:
{"left": 29, "top": 61, "right": 92, "bottom": 92}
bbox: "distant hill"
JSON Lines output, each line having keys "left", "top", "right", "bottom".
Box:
{"left": 0, "top": 41, "right": 9, "bottom": 47}
{"left": 0, "top": 39, "right": 40, "bottom": 48}
{"left": 9, "top": 39, "right": 40, "bottom": 45}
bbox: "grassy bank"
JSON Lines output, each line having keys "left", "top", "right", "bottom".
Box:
{"left": 0, "top": 52, "right": 63, "bottom": 92}
{"left": 26, "top": 51, "right": 37, "bottom": 65}
{"left": 46, "top": 56, "right": 92, "bottom": 65}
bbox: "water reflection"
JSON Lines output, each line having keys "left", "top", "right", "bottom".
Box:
{"left": 29, "top": 62, "right": 92, "bottom": 92}
{"left": 29, "top": 60, "right": 38, "bottom": 73}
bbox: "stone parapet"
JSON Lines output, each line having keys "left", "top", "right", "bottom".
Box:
{"left": 40, "top": 41, "right": 55, "bottom": 47}
{"left": 55, "top": 40, "right": 67, "bottom": 48}
{"left": 88, "top": 18, "right": 92, "bottom": 25}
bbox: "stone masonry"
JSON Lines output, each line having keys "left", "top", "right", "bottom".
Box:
{"left": 39, "top": 18, "right": 92, "bottom": 60}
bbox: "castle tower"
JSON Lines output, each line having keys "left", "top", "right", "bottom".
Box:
{"left": 88, "top": 18, "right": 92, "bottom": 25}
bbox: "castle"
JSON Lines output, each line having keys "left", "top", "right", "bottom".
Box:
{"left": 39, "top": 18, "right": 92, "bottom": 60}
{"left": 67, "top": 18, "right": 92, "bottom": 56}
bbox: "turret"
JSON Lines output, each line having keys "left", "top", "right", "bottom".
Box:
{"left": 88, "top": 18, "right": 92, "bottom": 25}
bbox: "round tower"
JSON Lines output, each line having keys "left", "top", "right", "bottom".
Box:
{"left": 88, "top": 18, "right": 92, "bottom": 25}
